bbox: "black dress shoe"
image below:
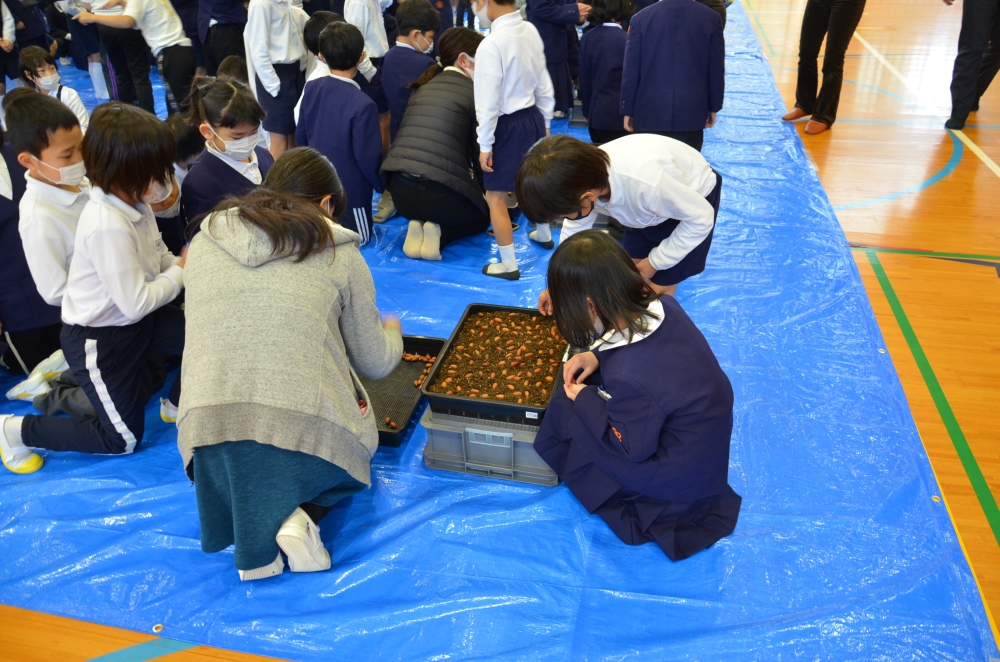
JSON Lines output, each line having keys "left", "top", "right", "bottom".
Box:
{"left": 945, "top": 117, "right": 965, "bottom": 130}
{"left": 482, "top": 264, "right": 520, "bottom": 280}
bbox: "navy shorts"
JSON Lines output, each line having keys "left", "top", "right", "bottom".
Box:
{"left": 356, "top": 57, "right": 389, "bottom": 114}
{"left": 484, "top": 106, "right": 545, "bottom": 192}
{"left": 623, "top": 170, "right": 722, "bottom": 286}
{"left": 256, "top": 62, "right": 305, "bottom": 135}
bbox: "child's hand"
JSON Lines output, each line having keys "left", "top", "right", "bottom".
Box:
{"left": 705, "top": 111, "right": 717, "bottom": 128}
{"left": 72, "top": 11, "right": 95, "bottom": 24}
{"left": 537, "top": 288, "right": 552, "bottom": 316}
{"left": 564, "top": 382, "right": 586, "bottom": 401}
{"left": 380, "top": 314, "right": 401, "bottom": 334}
{"left": 623, "top": 116, "right": 634, "bottom": 132}
{"left": 563, "top": 351, "right": 598, "bottom": 386}
{"left": 634, "top": 257, "right": 656, "bottom": 281}
{"left": 479, "top": 150, "right": 493, "bottom": 173}
{"left": 358, "top": 399, "right": 368, "bottom": 416}
{"left": 0, "top": 39, "right": 11, "bottom": 52}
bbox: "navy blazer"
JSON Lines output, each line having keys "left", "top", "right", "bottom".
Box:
{"left": 382, "top": 46, "right": 436, "bottom": 141}
{"left": 621, "top": 0, "right": 724, "bottom": 133}
{"left": 181, "top": 146, "right": 274, "bottom": 223}
{"left": 197, "top": 0, "right": 248, "bottom": 42}
{"left": 579, "top": 24, "right": 626, "bottom": 131}
{"left": 0, "top": 145, "right": 61, "bottom": 333}
{"left": 527, "top": 0, "right": 580, "bottom": 64}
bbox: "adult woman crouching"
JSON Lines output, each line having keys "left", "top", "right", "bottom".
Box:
{"left": 381, "top": 27, "right": 490, "bottom": 261}
{"left": 178, "top": 147, "right": 404, "bottom": 581}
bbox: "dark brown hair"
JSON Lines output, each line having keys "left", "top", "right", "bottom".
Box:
{"left": 83, "top": 102, "right": 175, "bottom": 200}
{"left": 587, "top": 0, "right": 632, "bottom": 25}
{"left": 515, "top": 134, "right": 611, "bottom": 224}
{"left": 18, "top": 45, "right": 55, "bottom": 90}
{"left": 397, "top": 0, "right": 441, "bottom": 35}
{"left": 185, "top": 77, "right": 265, "bottom": 130}
{"left": 411, "top": 27, "right": 483, "bottom": 87}
{"left": 216, "top": 56, "right": 249, "bottom": 85}
{"left": 6, "top": 91, "right": 78, "bottom": 157}
{"left": 548, "top": 230, "right": 659, "bottom": 348}
{"left": 203, "top": 147, "right": 345, "bottom": 262}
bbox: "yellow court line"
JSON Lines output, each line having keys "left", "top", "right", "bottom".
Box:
{"left": 852, "top": 30, "right": 1000, "bottom": 178}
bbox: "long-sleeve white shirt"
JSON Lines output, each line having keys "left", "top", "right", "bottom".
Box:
{"left": 344, "top": 0, "right": 389, "bottom": 59}
{"left": 0, "top": 1, "right": 14, "bottom": 43}
{"left": 473, "top": 11, "right": 554, "bottom": 152}
{"left": 560, "top": 134, "right": 719, "bottom": 271}
{"left": 244, "top": 0, "right": 307, "bottom": 97}
{"left": 18, "top": 174, "right": 90, "bottom": 307}
{"left": 61, "top": 186, "right": 183, "bottom": 327}
{"left": 50, "top": 85, "right": 89, "bottom": 133}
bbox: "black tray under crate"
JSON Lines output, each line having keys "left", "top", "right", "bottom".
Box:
{"left": 358, "top": 335, "right": 444, "bottom": 447}
{"left": 420, "top": 304, "right": 567, "bottom": 426}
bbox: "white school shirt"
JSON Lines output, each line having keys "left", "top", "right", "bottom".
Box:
{"left": 0, "top": 1, "right": 14, "bottom": 43}
{"left": 559, "top": 134, "right": 718, "bottom": 271}
{"left": 244, "top": 0, "right": 307, "bottom": 97}
{"left": 206, "top": 144, "right": 263, "bottom": 184}
{"left": 48, "top": 85, "right": 89, "bottom": 133}
{"left": 61, "top": 186, "right": 183, "bottom": 327}
{"left": 344, "top": 0, "right": 389, "bottom": 58}
{"left": 473, "top": 11, "right": 555, "bottom": 152}
{"left": 122, "top": 0, "right": 191, "bottom": 56}
{"left": 18, "top": 174, "right": 91, "bottom": 307}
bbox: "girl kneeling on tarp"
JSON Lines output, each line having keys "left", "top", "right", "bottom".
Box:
{"left": 533, "top": 230, "right": 741, "bottom": 560}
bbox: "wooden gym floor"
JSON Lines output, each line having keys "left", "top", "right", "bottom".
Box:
{"left": 2, "top": 1, "right": 999, "bottom": 658}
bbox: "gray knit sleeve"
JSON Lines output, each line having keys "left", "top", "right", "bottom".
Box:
{"left": 339, "top": 248, "right": 403, "bottom": 380}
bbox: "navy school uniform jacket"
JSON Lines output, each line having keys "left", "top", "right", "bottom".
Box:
{"left": 0, "top": 145, "right": 61, "bottom": 333}
{"left": 296, "top": 76, "right": 383, "bottom": 220}
{"left": 621, "top": 0, "right": 724, "bottom": 133}
{"left": 527, "top": 0, "right": 580, "bottom": 64}
{"left": 198, "top": 0, "right": 248, "bottom": 42}
{"left": 579, "top": 24, "right": 626, "bottom": 131}
{"left": 181, "top": 146, "right": 274, "bottom": 223}
{"left": 382, "top": 45, "right": 436, "bottom": 141}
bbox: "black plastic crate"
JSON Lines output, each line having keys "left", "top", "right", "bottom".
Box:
{"left": 358, "top": 336, "right": 444, "bottom": 447}
{"left": 420, "top": 304, "right": 567, "bottom": 426}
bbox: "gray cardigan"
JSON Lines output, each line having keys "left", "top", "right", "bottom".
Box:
{"left": 176, "top": 210, "right": 403, "bottom": 486}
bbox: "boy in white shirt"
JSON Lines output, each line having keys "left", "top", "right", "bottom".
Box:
{"left": 0, "top": 103, "right": 187, "bottom": 474}
{"left": 74, "top": 0, "right": 196, "bottom": 115}
{"left": 17, "top": 46, "right": 89, "bottom": 133}
{"left": 474, "top": 0, "right": 554, "bottom": 280}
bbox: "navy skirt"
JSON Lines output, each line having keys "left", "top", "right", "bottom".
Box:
{"left": 534, "top": 376, "right": 741, "bottom": 561}
{"left": 623, "top": 169, "right": 722, "bottom": 286}
{"left": 484, "top": 106, "right": 546, "bottom": 193}
{"left": 256, "top": 62, "right": 305, "bottom": 134}
{"left": 547, "top": 60, "right": 573, "bottom": 115}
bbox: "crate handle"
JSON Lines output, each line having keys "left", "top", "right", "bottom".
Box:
{"left": 464, "top": 428, "right": 513, "bottom": 449}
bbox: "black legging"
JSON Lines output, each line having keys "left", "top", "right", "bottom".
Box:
{"left": 387, "top": 173, "right": 491, "bottom": 247}
{"left": 792, "top": 0, "right": 867, "bottom": 127}
{"left": 98, "top": 24, "right": 155, "bottom": 113}
{"left": 950, "top": 0, "right": 1000, "bottom": 123}
{"left": 157, "top": 44, "right": 197, "bottom": 116}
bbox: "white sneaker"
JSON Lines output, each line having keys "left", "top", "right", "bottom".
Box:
{"left": 0, "top": 415, "right": 42, "bottom": 475}
{"left": 238, "top": 552, "right": 284, "bottom": 581}
{"left": 32, "top": 350, "right": 69, "bottom": 380}
{"left": 5, "top": 373, "right": 51, "bottom": 401}
{"left": 276, "top": 507, "right": 331, "bottom": 572}
{"left": 160, "top": 398, "right": 178, "bottom": 423}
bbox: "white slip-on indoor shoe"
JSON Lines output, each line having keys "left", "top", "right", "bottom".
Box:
{"left": 5, "top": 373, "right": 51, "bottom": 401}
{"left": 276, "top": 507, "right": 331, "bottom": 572}
{"left": 32, "top": 350, "right": 69, "bottom": 379}
{"left": 159, "top": 398, "right": 178, "bottom": 423}
{"left": 0, "top": 414, "right": 42, "bottom": 474}
{"left": 238, "top": 552, "right": 285, "bottom": 581}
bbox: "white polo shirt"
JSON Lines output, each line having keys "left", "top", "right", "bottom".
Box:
{"left": 62, "top": 187, "right": 183, "bottom": 327}
{"left": 18, "top": 173, "right": 91, "bottom": 307}
{"left": 122, "top": 0, "right": 191, "bottom": 57}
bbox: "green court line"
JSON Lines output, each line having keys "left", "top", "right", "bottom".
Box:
{"left": 864, "top": 249, "right": 1000, "bottom": 546}
{"left": 740, "top": 0, "right": 777, "bottom": 56}
{"left": 850, "top": 246, "right": 1000, "bottom": 261}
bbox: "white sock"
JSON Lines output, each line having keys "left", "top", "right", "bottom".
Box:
{"left": 402, "top": 220, "right": 423, "bottom": 258}
{"left": 238, "top": 553, "right": 284, "bottom": 581}
{"left": 486, "top": 243, "right": 518, "bottom": 274}
{"left": 420, "top": 222, "right": 442, "bottom": 260}
{"left": 530, "top": 223, "right": 551, "bottom": 242}
{"left": 89, "top": 62, "right": 110, "bottom": 100}
{"left": 2, "top": 416, "right": 26, "bottom": 454}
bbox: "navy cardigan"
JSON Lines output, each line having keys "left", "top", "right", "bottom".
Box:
{"left": 181, "top": 146, "right": 274, "bottom": 224}
{"left": 382, "top": 45, "right": 436, "bottom": 141}
{"left": 620, "top": 0, "right": 725, "bottom": 133}
{"left": 579, "top": 24, "right": 626, "bottom": 131}
{"left": 527, "top": 0, "right": 580, "bottom": 64}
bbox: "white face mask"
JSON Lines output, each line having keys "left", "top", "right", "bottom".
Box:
{"left": 32, "top": 156, "right": 86, "bottom": 186}
{"left": 474, "top": 2, "right": 491, "bottom": 28}
{"left": 37, "top": 73, "right": 60, "bottom": 91}
{"left": 209, "top": 125, "right": 260, "bottom": 162}
{"left": 416, "top": 33, "right": 434, "bottom": 54}
{"left": 142, "top": 177, "right": 173, "bottom": 206}
{"left": 153, "top": 189, "right": 182, "bottom": 218}
{"left": 460, "top": 54, "right": 475, "bottom": 80}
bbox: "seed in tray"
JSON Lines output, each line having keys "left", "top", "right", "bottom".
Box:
{"left": 390, "top": 421, "right": 398, "bottom": 429}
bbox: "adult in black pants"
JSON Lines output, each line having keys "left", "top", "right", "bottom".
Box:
{"left": 97, "top": 25, "right": 156, "bottom": 113}
{"left": 781, "top": 0, "right": 866, "bottom": 135}
{"left": 381, "top": 27, "right": 490, "bottom": 260}
{"left": 945, "top": 0, "right": 1000, "bottom": 129}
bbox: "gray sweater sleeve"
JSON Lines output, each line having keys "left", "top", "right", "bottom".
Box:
{"left": 339, "top": 248, "right": 403, "bottom": 380}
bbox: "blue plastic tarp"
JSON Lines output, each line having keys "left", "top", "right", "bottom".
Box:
{"left": 1, "top": 4, "right": 997, "bottom": 659}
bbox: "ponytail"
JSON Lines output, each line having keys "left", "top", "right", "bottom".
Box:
{"left": 184, "top": 76, "right": 266, "bottom": 130}
{"left": 409, "top": 27, "right": 484, "bottom": 88}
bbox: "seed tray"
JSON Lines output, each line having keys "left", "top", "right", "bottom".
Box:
{"left": 358, "top": 335, "right": 444, "bottom": 447}
{"left": 420, "top": 304, "right": 568, "bottom": 426}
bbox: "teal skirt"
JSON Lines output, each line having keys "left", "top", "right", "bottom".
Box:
{"left": 193, "top": 440, "right": 366, "bottom": 570}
